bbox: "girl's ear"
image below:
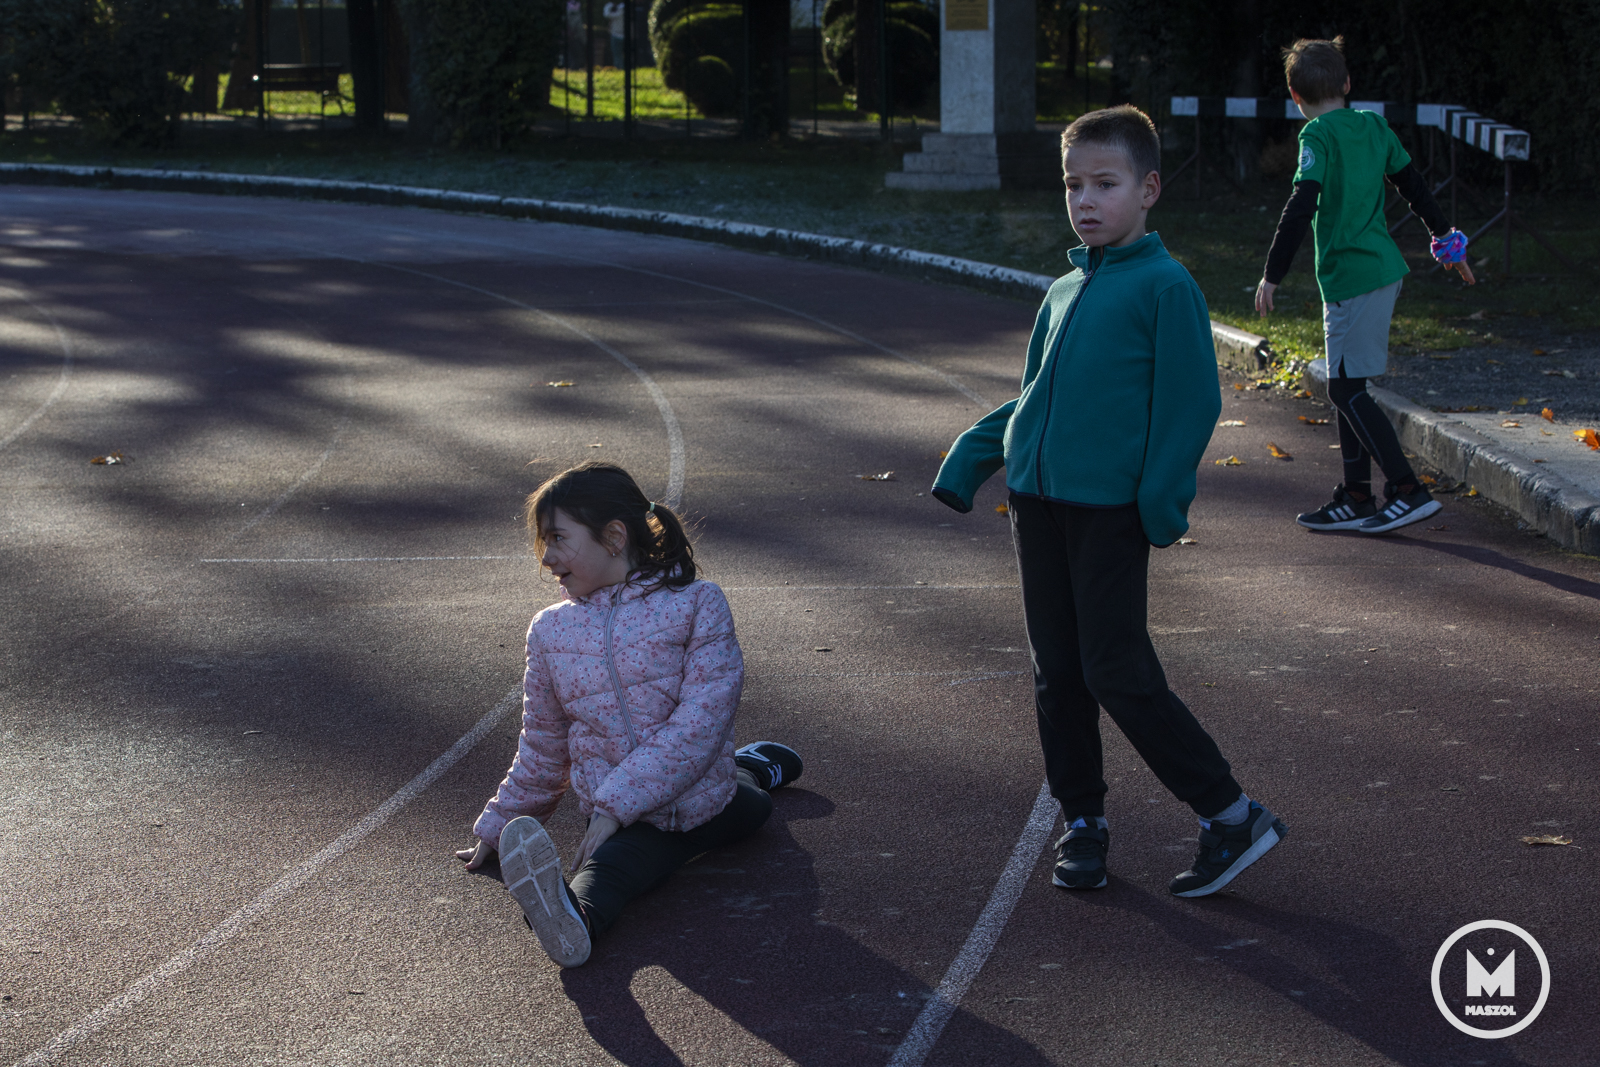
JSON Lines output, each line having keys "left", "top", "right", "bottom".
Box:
{"left": 602, "top": 519, "right": 629, "bottom": 557}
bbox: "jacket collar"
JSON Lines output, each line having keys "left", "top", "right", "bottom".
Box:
{"left": 1066, "top": 230, "right": 1168, "bottom": 274}
{"left": 568, "top": 568, "right": 683, "bottom": 606}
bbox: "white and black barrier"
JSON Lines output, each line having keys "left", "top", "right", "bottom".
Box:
{"left": 1164, "top": 96, "right": 1572, "bottom": 277}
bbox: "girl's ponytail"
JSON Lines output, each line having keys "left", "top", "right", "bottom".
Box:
{"left": 527, "top": 462, "right": 697, "bottom": 591}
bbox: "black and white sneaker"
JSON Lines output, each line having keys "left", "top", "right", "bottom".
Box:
{"left": 1169, "top": 802, "right": 1287, "bottom": 898}
{"left": 735, "top": 742, "right": 803, "bottom": 791}
{"left": 499, "top": 816, "right": 591, "bottom": 967}
{"left": 1052, "top": 822, "right": 1109, "bottom": 890}
{"left": 1296, "top": 484, "right": 1377, "bottom": 531}
{"left": 1357, "top": 483, "right": 1442, "bottom": 534}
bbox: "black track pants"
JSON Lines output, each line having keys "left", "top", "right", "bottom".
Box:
{"left": 569, "top": 768, "right": 772, "bottom": 939}
{"left": 1009, "top": 494, "right": 1242, "bottom": 821}
{"left": 1327, "top": 370, "right": 1416, "bottom": 491}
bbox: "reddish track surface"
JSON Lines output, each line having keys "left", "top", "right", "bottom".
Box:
{"left": 1, "top": 187, "right": 1594, "bottom": 1066}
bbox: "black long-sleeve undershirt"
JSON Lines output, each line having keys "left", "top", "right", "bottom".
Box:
{"left": 1262, "top": 163, "right": 1451, "bottom": 286}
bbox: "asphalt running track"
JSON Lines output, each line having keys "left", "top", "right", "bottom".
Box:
{"left": 1, "top": 186, "right": 1595, "bottom": 1067}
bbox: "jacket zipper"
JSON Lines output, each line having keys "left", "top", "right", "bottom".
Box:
{"left": 603, "top": 590, "right": 639, "bottom": 752}
{"left": 1032, "top": 254, "right": 1098, "bottom": 497}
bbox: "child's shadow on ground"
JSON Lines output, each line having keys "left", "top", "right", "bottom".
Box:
{"left": 539, "top": 788, "right": 1053, "bottom": 1067}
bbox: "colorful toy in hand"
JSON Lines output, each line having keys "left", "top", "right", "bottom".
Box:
{"left": 1430, "top": 228, "right": 1469, "bottom": 265}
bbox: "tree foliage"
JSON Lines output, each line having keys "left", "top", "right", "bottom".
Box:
{"left": 401, "top": 0, "right": 563, "bottom": 148}
{"left": 820, "top": 0, "right": 938, "bottom": 111}
{"left": 0, "top": 0, "right": 229, "bottom": 147}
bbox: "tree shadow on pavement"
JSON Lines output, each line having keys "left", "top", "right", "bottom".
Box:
{"left": 1076, "top": 883, "right": 1538, "bottom": 1067}
{"left": 1384, "top": 537, "right": 1600, "bottom": 602}
{"left": 508, "top": 788, "right": 1056, "bottom": 1067}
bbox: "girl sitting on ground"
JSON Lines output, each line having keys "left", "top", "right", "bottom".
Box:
{"left": 456, "top": 461, "right": 802, "bottom": 967}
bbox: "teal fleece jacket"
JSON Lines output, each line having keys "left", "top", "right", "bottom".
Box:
{"left": 932, "top": 232, "right": 1220, "bottom": 546}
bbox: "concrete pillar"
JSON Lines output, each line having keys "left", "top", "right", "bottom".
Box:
{"left": 887, "top": 0, "right": 1058, "bottom": 190}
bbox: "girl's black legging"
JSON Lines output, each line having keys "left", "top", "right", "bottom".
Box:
{"left": 1327, "top": 368, "right": 1416, "bottom": 493}
{"left": 568, "top": 768, "right": 772, "bottom": 939}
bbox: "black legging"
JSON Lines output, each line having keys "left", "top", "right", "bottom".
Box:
{"left": 1327, "top": 367, "right": 1416, "bottom": 494}
{"left": 568, "top": 768, "right": 772, "bottom": 939}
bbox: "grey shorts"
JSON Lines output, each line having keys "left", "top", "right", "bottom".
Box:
{"left": 1323, "top": 278, "right": 1402, "bottom": 378}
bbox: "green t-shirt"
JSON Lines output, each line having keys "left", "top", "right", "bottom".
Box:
{"left": 1294, "top": 108, "right": 1412, "bottom": 303}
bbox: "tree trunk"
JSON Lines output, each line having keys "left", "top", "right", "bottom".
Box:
{"left": 743, "top": 0, "right": 790, "bottom": 137}
{"left": 853, "top": 0, "right": 881, "bottom": 114}
{"left": 347, "top": 0, "right": 384, "bottom": 130}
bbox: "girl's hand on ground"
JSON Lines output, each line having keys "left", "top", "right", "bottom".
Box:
{"left": 573, "top": 812, "right": 620, "bottom": 872}
{"left": 455, "top": 839, "right": 494, "bottom": 870}
{"left": 1255, "top": 279, "right": 1277, "bottom": 317}
{"left": 1449, "top": 259, "right": 1476, "bottom": 285}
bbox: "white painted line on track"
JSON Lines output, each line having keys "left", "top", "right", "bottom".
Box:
{"left": 948, "top": 670, "right": 1029, "bottom": 686}
{"left": 886, "top": 781, "right": 1056, "bottom": 1067}
{"left": 0, "top": 286, "right": 73, "bottom": 454}
{"left": 201, "top": 555, "right": 530, "bottom": 563}
{"left": 14, "top": 686, "right": 523, "bottom": 1067}
{"left": 233, "top": 374, "right": 352, "bottom": 538}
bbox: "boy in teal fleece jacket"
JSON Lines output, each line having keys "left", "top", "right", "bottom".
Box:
{"left": 933, "top": 106, "right": 1287, "bottom": 898}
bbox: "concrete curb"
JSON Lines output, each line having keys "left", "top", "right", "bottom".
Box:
{"left": 1303, "top": 357, "right": 1600, "bottom": 555}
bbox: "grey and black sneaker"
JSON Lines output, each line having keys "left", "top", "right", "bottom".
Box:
{"left": 1357, "top": 482, "right": 1442, "bottom": 534}
{"left": 1052, "top": 821, "right": 1109, "bottom": 890}
{"left": 1169, "top": 802, "right": 1287, "bottom": 898}
{"left": 1296, "top": 484, "right": 1378, "bottom": 531}
{"left": 735, "top": 741, "right": 803, "bottom": 791}
{"left": 499, "top": 816, "right": 591, "bottom": 967}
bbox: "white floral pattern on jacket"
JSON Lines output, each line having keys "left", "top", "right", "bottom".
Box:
{"left": 473, "top": 575, "right": 743, "bottom": 849}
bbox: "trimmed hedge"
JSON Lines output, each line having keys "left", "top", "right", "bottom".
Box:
{"left": 649, "top": 0, "right": 743, "bottom": 118}
{"left": 820, "top": 0, "right": 938, "bottom": 111}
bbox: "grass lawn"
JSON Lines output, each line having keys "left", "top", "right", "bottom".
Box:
{"left": 2, "top": 115, "right": 1592, "bottom": 365}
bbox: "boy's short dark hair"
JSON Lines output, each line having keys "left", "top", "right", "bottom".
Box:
{"left": 1282, "top": 36, "right": 1348, "bottom": 104}
{"left": 1060, "top": 105, "right": 1161, "bottom": 181}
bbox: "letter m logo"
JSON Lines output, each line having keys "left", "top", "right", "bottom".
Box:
{"left": 1466, "top": 950, "right": 1515, "bottom": 997}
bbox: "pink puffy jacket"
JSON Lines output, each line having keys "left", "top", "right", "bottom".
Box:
{"left": 473, "top": 575, "right": 743, "bottom": 849}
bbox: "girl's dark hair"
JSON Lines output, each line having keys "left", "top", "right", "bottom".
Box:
{"left": 526, "top": 462, "right": 697, "bottom": 591}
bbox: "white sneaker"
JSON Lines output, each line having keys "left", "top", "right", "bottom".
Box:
{"left": 499, "top": 817, "right": 590, "bottom": 967}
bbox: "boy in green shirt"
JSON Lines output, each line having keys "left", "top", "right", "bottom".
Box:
{"left": 933, "top": 106, "right": 1286, "bottom": 899}
{"left": 1256, "top": 36, "right": 1475, "bottom": 534}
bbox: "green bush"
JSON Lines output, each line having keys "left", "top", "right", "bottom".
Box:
{"left": 821, "top": 0, "right": 938, "bottom": 111}
{"left": 0, "top": 0, "right": 229, "bottom": 147}
{"left": 651, "top": 3, "right": 743, "bottom": 93}
{"left": 683, "top": 53, "right": 735, "bottom": 116}
{"left": 403, "top": 0, "right": 563, "bottom": 148}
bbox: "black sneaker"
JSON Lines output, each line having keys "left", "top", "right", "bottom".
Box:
{"left": 1357, "top": 483, "right": 1442, "bottom": 534}
{"left": 735, "top": 741, "right": 803, "bottom": 790}
{"left": 499, "top": 816, "right": 591, "bottom": 967}
{"left": 1052, "top": 822, "right": 1109, "bottom": 890}
{"left": 1296, "top": 484, "right": 1377, "bottom": 531}
{"left": 1169, "top": 802, "right": 1287, "bottom": 898}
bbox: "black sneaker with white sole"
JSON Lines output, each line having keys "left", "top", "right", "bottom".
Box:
{"left": 735, "top": 741, "right": 803, "bottom": 791}
{"left": 1357, "top": 483, "right": 1442, "bottom": 534}
{"left": 499, "top": 816, "right": 591, "bottom": 967}
{"left": 1052, "top": 823, "right": 1109, "bottom": 890}
{"left": 1169, "top": 802, "right": 1287, "bottom": 898}
{"left": 1296, "top": 484, "right": 1377, "bottom": 531}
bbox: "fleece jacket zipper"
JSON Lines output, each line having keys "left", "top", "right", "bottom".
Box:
{"left": 1032, "top": 254, "right": 1098, "bottom": 498}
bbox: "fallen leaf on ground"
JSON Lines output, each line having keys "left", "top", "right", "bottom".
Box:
{"left": 1541, "top": 407, "right": 1556, "bottom": 421}
{"left": 1294, "top": 389, "right": 1313, "bottom": 399}
{"left": 1520, "top": 834, "right": 1574, "bottom": 847}
{"left": 1219, "top": 419, "right": 1247, "bottom": 427}
{"left": 1177, "top": 537, "right": 1198, "bottom": 545}
{"left": 1427, "top": 525, "right": 1450, "bottom": 531}
{"left": 1541, "top": 430, "right": 1555, "bottom": 436}
{"left": 1201, "top": 681, "right": 1217, "bottom": 687}
{"left": 857, "top": 471, "right": 896, "bottom": 481}
{"left": 1298, "top": 416, "right": 1329, "bottom": 425}
{"left": 587, "top": 442, "right": 603, "bottom": 448}
{"left": 1485, "top": 358, "right": 1503, "bottom": 365}
{"left": 1232, "top": 383, "right": 1246, "bottom": 391}
{"left": 1575, "top": 428, "right": 1600, "bottom": 450}
{"left": 546, "top": 380, "right": 575, "bottom": 387}
{"left": 1268, "top": 443, "right": 1293, "bottom": 460}
{"left": 1429, "top": 354, "right": 1453, "bottom": 361}
{"left": 994, "top": 503, "right": 1009, "bottom": 514}
{"left": 1466, "top": 487, "right": 1479, "bottom": 497}
{"left": 1543, "top": 369, "right": 1577, "bottom": 378}
{"left": 1532, "top": 348, "right": 1546, "bottom": 355}
{"left": 1501, "top": 420, "right": 1522, "bottom": 428}
{"left": 1467, "top": 310, "right": 1487, "bottom": 320}
{"left": 1515, "top": 397, "right": 1528, "bottom": 405}
{"left": 1253, "top": 380, "right": 1273, "bottom": 389}
{"left": 1215, "top": 456, "right": 1245, "bottom": 466}
{"left": 1534, "top": 458, "right": 1547, "bottom": 463}
{"left": 1420, "top": 475, "right": 1437, "bottom": 484}
{"left": 89, "top": 452, "right": 127, "bottom": 465}
{"left": 812, "top": 646, "right": 833, "bottom": 652}
{"left": 939, "top": 450, "right": 948, "bottom": 459}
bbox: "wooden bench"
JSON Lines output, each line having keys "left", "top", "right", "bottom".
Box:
{"left": 254, "top": 63, "right": 344, "bottom": 96}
